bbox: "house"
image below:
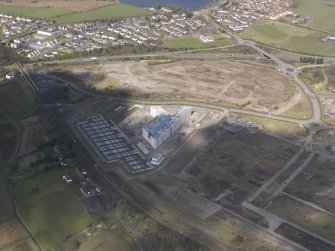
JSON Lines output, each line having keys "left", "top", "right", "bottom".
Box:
{"left": 62, "top": 175, "right": 73, "bottom": 184}
{"left": 5, "top": 73, "right": 15, "bottom": 80}
{"left": 199, "top": 35, "right": 214, "bottom": 43}
{"left": 80, "top": 182, "right": 91, "bottom": 196}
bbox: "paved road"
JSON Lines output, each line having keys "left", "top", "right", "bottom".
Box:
{"left": 233, "top": 37, "right": 324, "bottom": 127}
{"left": 49, "top": 74, "right": 325, "bottom": 129}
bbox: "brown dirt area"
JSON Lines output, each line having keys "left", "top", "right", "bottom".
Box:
{"left": 0, "top": 220, "right": 27, "bottom": 250}
{"left": 59, "top": 60, "right": 295, "bottom": 109}
{"left": 0, "top": 0, "right": 115, "bottom": 11}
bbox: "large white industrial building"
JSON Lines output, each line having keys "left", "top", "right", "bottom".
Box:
{"left": 142, "top": 106, "right": 192, "bottom": 149}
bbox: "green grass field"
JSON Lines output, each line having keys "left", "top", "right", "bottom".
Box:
{"left": 14, "top": 169, "right": 92, "bottom": 250}
{"left": 0, "top": 5, "right": 73, "bottom": 19}
{"left": 293, "top": 0, "right": 335, "bottom": 33}
{"left": 0, "top": 4, "right": 149, "bottom": 23}
{"left": 52, "top": 4, "right": 150, "bottom": 24}
{"left": 164, "top": 35, "right": 235, "bottom": 49}
{"left": 240, "top": 21, "right": 335, "bottom": 56}
{"left": 79, "top": 225, "right": 139, "bottom": 251}
{"left": 0, "top": 80, "right": 37, "bottom": 120}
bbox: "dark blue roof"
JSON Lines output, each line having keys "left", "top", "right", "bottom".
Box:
{"left": 144, "top": 114, "right": 171, "bottom": 136}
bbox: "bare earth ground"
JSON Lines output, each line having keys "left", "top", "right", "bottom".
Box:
{"left": 0, "top": 0, "right": 114, "bottom": 11}
{"left": 321, "top": 98, "right": 335, "bottom": 124}
{"left": 64, "top": 60, "right": 295, "bottom": 110}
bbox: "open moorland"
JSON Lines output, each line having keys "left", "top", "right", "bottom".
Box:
{"left": 50, "top": 60, "right": 295, "bottom": 111}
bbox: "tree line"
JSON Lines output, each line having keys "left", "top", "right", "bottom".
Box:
{"left": 300, "top": 56, "right": 324, "bottom": 64}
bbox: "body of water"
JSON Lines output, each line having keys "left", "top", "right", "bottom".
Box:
{"left": 121, "top": 0, "right": 214, "bottom": 10}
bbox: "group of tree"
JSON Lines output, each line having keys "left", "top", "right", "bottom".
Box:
{"left": 300, "top": 56, "right": 324, "bottom": 64}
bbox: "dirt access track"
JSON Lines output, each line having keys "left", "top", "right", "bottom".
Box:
{"left": 68, "top": 60, "right": 295, "bottom": 110}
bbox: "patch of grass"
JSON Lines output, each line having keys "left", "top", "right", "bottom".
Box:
{"left": 240, "top": 21, "right": 335, "bottom": 56}
{"left": 236, "top": 114, "right": 308, "bottom": 139}
{"left": 0, "top": 5, "right": 73, "bottom": 19}
{"left": 53, "top": 4, "right": 150, "bottom": 24}
{"left": 279, "top": 92, "right": 312, "bottom": 119}
{"left": 188, "top": 45, "right": 258, "bottom": 55}
{"left": 314, "top": 130, "right": 335, "bottom": 142}
{"left": 164, "top": 35, "right": 235, "bottom": 49}
{"left": 14, "top": 169, "right": 93, "bottom": 250}
{"left": 0, "top": 80, "right": 37, "bottom": 120}
{"left": 79, "top": 225, "right": 139, "bottom": 251}
{"left": 310, "top": 122, "right": 320, "bottom": 128}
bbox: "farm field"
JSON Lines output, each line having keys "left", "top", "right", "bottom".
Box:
{"left": 79, "top": 225, "right": 139, "bottom": 251}
{"left": 240, "top": 21, "right": 335, "bottom": 56}
{"left": 51, "top": 60, "right": 294, "bottom": 111}
{"left": 0, "top": 0, "right": 112, "bottom": 11}
{"left": 293, "top": 0, "right": 335, "bottom": 33}
{"left": 0, "top": 80, "right": 37, "bottom": 120}
{"left": 0, "top": 3, "right": 148, "bottom": 23}
{"left": 14, "top": 169, "right": 93, "bottom": 250}
{"left": 0, "top": 5, "right": 73, "bottom": 19}
{"left": 164, "top": 35, "right": 235, "bottom": 49}
{"left": 52, "top": 4, "right": 150, "bottom": 24}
